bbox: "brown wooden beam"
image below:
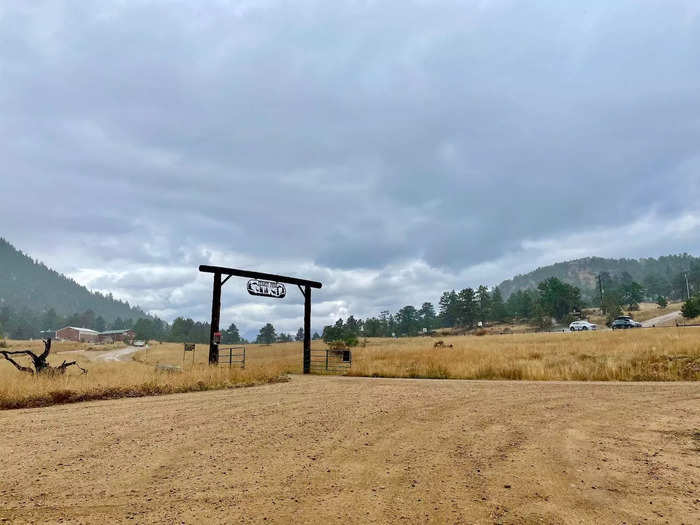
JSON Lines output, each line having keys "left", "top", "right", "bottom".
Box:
{"left": 303, "top": 285, "right": 311, "bottom": 374}
{"left": 208, "top": 272, "right": 222, "bottom": 365}
{"left": 199, "top": 265, "right": 322, "bottom": 289}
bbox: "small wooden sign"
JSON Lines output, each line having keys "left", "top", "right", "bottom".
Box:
{"left": 247, "top": 279, "right": 286, "bottom": 298}
{"left": 184, "top": 343, "right": 195, "bottom": 352}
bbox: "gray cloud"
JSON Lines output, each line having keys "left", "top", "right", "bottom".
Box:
{"left": 1, "top": 1, "right": 699, "bottom": 337}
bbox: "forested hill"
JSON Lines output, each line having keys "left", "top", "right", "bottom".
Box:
{"left": 497, "top": 254, "right": 699, "bottom": 299}
{"left": 0, "top": 237, "right": 147, "bottom": 323}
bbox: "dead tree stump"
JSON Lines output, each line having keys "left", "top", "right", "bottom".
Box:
{"left": 0, "top": 338, "right": 87, "bottom": 376}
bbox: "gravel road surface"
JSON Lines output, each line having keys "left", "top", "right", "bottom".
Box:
{"left": 642, "top": 310, "right": 683, "bottom": 327}
{"left": 1, "top": 376, "right": 698, "bottom": 524}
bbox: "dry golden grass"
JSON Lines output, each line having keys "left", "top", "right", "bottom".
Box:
{"left": 2, "top": 328, "right": 697, "bottom": 410}
{"left": 134, "top": 340, "right": 322, "bottom": 372}
{"left": 138, "top": 330, "right": 700, "bottom": 382}
{"left": 348, "top": 329, "right": 700, "bottom": 381}
{"left": 0, "top": 341, "right": 288, "bottom": 410}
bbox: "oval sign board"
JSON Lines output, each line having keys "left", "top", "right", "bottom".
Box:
{"left": 247, "top": 279, "right": 286, "bottom": 298}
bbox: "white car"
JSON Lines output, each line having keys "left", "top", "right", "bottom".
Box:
{"left": 569, "top": 320, "right": 597, "bottom": 331}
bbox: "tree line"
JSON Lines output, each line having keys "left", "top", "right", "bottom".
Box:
{"left": 0, "top": 305, "right": 318, "bottom": 348}
{"left": 320, "top": 277, "right": 581, "bottom": 341}
{"left": 320, "top": 268, "right": 700, "bottom": 341}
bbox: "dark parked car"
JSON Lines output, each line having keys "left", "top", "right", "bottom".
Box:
{"left": 611, "top": 317, "right": 642, "bottom": 330}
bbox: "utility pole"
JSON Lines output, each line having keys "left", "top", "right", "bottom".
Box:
{"left": 597, "top": 274, "right": 605, "bottom": 313}
{"left": 685, "top": 272, "right": 691, "bottom": 300}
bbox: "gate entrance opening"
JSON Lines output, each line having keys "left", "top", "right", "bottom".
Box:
{"left": 199, "top": 265, "right": 322, "bottom": 374}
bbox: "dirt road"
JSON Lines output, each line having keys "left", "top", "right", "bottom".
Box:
{"left": 56, "top": 345, "right": 142, "bottom": 362}
{"left": 93, "top": 345, "right": 143, "bottom": 362}
{"left": 1, "top": 377, "right": 698, "bottom": 524}
{"left": 642, "top": 310, "right": 683, "bottom": 327}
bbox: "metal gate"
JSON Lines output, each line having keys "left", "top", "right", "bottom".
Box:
{"left": 310, "top": 349, "right": 352, "bottom": 373}
{"left": 217, "top": 346, "right": 246, "bottom": 368}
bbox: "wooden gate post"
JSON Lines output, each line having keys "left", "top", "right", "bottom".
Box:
{"left": 303, "top": 285, "right": 311, "bottom": 374}
{"left": 199, "top": 266, "right": 321, "bottom": 371}
{"left": 208, "top": 272, "right": 222, "bottom": 365}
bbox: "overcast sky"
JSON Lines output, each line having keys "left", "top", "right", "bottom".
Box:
{"left": 1, "top": 1, "right": 699, "bottom": 337}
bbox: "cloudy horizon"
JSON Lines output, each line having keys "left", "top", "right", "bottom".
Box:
{"left": 1, "top": 1, "right": 699, "bottom": 337}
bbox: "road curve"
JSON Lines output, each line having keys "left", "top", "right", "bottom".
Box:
{"left": 93, "top": 345, "right": 143, "bottom": 362}
{"left": 642, "top": 310, "right": 682, "bottom": 327}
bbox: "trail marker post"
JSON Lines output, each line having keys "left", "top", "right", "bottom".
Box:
{"left": 199, "top": 265, "right": 322, "bottom": 373}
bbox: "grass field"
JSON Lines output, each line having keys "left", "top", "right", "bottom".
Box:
{"left": 140, "top": 327, "right": 700, "bottom": 381}
{"left": 1, "top": 327, "right": 698, "bottom": 410}
{"left": 0, "top": 340, "right": 288, "bottom": 410}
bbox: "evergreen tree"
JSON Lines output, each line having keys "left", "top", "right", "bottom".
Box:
{"left": 345, "top": 315, "right": 360, "bottom": 337}
{"left": 277, "top": 332, "right": 292, "bottom": 343}
{"left": 418, "top": 302, "right": 436, "bottom": 331}
{"left": 438, "top": 291, "right": 459, "bottom": 327}
{"left": 396, "top": 305, "right": 419, "bottom": 336}
{"left": 536, "top": 278, "right": 582, "bottom": 321}
{"left": 490, "top": 287, "right": 508, "bottom": 322}
{"left": 295, "top": 327, "right": 304, "bottom": 342}
{"left": 222, "top": 322, "right": 241, "bottom": 344}
{"left": 457, "top": 288, "right": 477, "bottom": 328}
{"left": 681, "top": 296, "right": 700, "bottom": 319}
{"left": 94, "top": 315, "right": 107, "bottom": 333}
{"left": 256, "top": 323, "right": 277, "bottom": 345}
{"left": 476, "top": 285, "right": 491, "bottom": 322}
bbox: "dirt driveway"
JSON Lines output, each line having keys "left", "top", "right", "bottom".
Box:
{"left": 1, "top": 376, "right": 698, "bottom": 524}
{"left": 642, "top": 310, "right": 683, "bottom": 327}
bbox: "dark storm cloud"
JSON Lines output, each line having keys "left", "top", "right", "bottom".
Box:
{"left": 1, "top": 1, "right": 699, "bottom": 333}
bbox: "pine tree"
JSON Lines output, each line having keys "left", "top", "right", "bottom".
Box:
{"left": 256, "top": 323, "right": 277, "bottom": 345}
{"left": 490, "top": 287, "right": 508, "bottom": 322}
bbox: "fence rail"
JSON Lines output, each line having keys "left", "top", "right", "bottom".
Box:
{"left": 217, "top": 346, "right": 245, "bottom": 368}
{"left": 310, "top": 349, "right": 352, "bottom": 374}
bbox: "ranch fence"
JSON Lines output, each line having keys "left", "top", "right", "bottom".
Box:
{"left": 217, "top": 346, "right": 246, "bottom": 369}
{"left": 310, "top": 348, "right": 352, "bottom": 374}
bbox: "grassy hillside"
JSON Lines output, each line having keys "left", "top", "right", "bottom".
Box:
{"left": 0, "top": 237, "right": 146, "bottom": 323}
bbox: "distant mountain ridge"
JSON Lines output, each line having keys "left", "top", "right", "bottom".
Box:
{"left": 0, "top": 237, "right": 147, "bottom": 322}
{"left": 497, "top": 254, "right": 699, "bottom": 299}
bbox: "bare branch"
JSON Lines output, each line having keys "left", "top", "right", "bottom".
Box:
{"left": 39, "top": 338, "right": 52, "bottom": 361}
{"left": 55, "top": 360, "right": 88, "bottom": 375}
{"left": 0, "top": 351, "right": 35, "bottom": 375}
{"left": 0, "top": 349, "right": 40, "bottom": 358}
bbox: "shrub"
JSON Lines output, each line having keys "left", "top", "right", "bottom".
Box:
{"left": 656, "top": 296, "right": 668, "bottom": 309}
{"left": 344, "top": 335, "right": 359, "bottom": 347}
{"left": 681, "top": 297, "right": 700, "bottom": 320}
{"left": 605, "top": 303, "right": 624, "bottom": 326}
{"left": 0, "top": 340, "right": 7, "bottom": 349}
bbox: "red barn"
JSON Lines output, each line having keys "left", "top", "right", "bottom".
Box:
{"left": 97, "top": 329, "right": 136, "bottom": 344}
{"left": 55, "top": 326, "right": 99, "bottom": 343}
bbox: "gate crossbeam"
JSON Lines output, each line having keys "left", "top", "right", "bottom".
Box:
{"left": 199, "top": 265, "right": 322, "bottom": 374}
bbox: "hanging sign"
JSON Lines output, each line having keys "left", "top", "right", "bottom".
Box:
{"left": 247, "top": 279, "right": 286, "bottom": 298}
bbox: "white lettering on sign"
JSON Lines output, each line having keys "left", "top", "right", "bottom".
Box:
{"left": 247, "top": 279, "right": 286, "bottom": 298}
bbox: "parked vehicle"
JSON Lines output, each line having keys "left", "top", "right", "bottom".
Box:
{"left": 569, "top": 320, "right": 597, "bottom": 331}
{"left": 611, "top": 318, "right": 642, "bottom": 330}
